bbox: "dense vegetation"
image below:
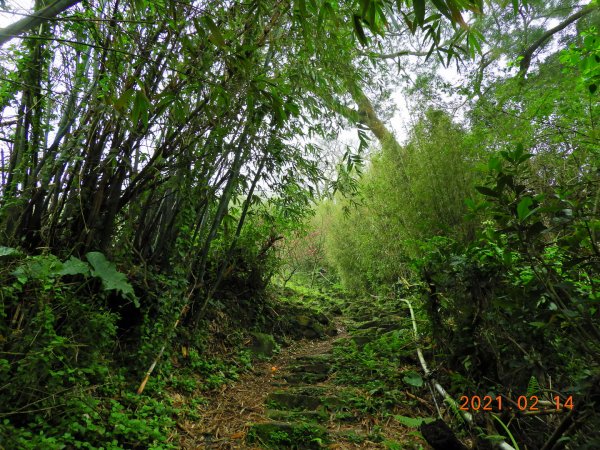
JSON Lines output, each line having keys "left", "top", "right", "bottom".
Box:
{"left": 0, "top": 0, "right": 598, "bottom": 448}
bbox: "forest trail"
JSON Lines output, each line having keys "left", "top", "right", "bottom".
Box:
{"left": 177, "top": 317, "right": 432, "bottom": 449}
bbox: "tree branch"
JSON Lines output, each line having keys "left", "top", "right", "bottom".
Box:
{"left": 362, "top": 49, "right": 430, "bottom": 59}
{"left": 518, "top": 5, "right": 597, "bottom": 77}
{"left": 0, "top": 0, "right": 82, "bottom": 47}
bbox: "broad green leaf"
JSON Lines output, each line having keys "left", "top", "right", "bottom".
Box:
{"left": 298, "top": 0, "right": 306, "bottom": 15}
{"left": 517, "top": 153, "right": 534, "bottom": 164}
{"left": 517, "top": 196, "right": 533, "bottom": 221}
{"left": 192, "top": 17, "right": 205, "bottom": 37}
{"left": 86, "top": 252, "right": 138, "bottom": 306}
{"left": 132, "top": 0, "right": 146, "bottom": 13}
{"left": 430, "top": 0, "right": 452, "bottom": 21}
{"left": 488, "top": 156, "right": 502, "bottom": 172}
{"left": 360, "top": 0, "right": 370, "bottom": 17}
{"left": 0, "top": 246, "right": 22, "bottom": 258}
{"left": 403, "top": 370, "right": 423, "bottom": 387}
{"left": 12, "top": 255, "right": 63, "bottom": 280}
{"left": 59, "top": 256, "right": 90, "bottom": 276}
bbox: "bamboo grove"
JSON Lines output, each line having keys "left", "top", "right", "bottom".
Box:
{"left": 1, "top": 0, "right": 599, "bottom": 448}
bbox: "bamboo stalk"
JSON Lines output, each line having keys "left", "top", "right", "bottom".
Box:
{"left": 136, "top": 304, "right": 188, "bottom": 395}
{"left": 400, "top": 298, "right": 516, "bottom": 450}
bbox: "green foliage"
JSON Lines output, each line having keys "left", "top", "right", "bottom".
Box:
{"left": 86, "top": 252, "right": 138, "bottom": 306}
{"left": 324, "top": 109, "right": 480, "bottom": 292}
{"left": 394, "top": 415, "right": 436, "bottom": 428}
{"left": 0, "top": 246, "right": 260, "bottom": 447}
{"left": 560, "top": 26, "right": 600, "bottom": 94}
{"left": 247, "top": 421, "right": 328, "bottom": 449}
{"left": 332, "top": 323, "right": 426, "bottom": 412}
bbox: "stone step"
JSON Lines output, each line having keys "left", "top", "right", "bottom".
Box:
{"left": 246, "top": 421, "right": 328, "bottom": 449}
{"left": 266, "top": 409, "right": 328, "bottom": 422}
{"left": 266, "top": 387, "right": 343, "bottom": 412}
{"left": 289, "top": 360, "right": 331, "bottom": 374}
{"left": 282, "top": 371, "right": 329, "bottom": 385}
{"left": 266, "top": 391, "right": 325, "bottom": 411}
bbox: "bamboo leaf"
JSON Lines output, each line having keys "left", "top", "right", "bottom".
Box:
{"left": 132, "top": 90, "right": 150, "bottom": 128}
{"left": 203, "top": 16, "right": 226, "bottom": 48}
{"left": 413, "top": 0, "right": 425, "bottom": 26}
{"left": 430, "top": 0, "right": 453, "bottom": 21}
{"left": 353, "top": 15, "right": 368, "bottom": 45}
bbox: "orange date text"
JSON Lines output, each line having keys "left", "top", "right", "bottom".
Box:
{"left": 458, "top": 395, "right": 574, "bottom": 411}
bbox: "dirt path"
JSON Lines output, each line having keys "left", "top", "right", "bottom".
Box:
{"left": 177, "top": 322, "right": 347, "bottom": 449}
{"left": 177, "top": 318, "right": 432, "bottom": 449}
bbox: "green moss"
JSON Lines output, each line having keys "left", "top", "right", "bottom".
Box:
{"left": 247, "top": 422, "right": 328, "bottom": 449}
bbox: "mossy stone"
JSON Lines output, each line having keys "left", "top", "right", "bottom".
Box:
{"left": 283, "top": 372, "right": 328, "bottom": 385}
{"left": 249, "top": 332, "right": 277, "bottom": 357}
{"left": 294, "top": 315, "right": 311, "bottom": 327}
{"left": 290, "top": 360, "right": 330, "bottom": 375}
{"left": 266, "top": 409, "right": 327, "bottom": 422}
{"left": 266, "top": 391, "right": 324, "bottom": 410}
{"left": 247, "top": 421, "right": 328, "bottom": 449}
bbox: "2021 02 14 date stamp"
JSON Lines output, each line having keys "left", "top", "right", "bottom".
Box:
{"left": 458, "top": 395, "right": 574, "bottom": 412}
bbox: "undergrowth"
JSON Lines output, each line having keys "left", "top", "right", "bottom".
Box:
{"left": 0, "top": 250, "right": 258, "bottom": 448}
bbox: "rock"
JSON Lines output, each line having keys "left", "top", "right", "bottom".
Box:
{"left": 289, "top": 361, "right": 330, "bottom": 375}
{"left": 265, "top": 386, "right": 346, "bottom": 412}
{"left": 294, "top": 315, "right": 311, "bottom": 327}
{"left": 356, "top": 317, "right": 403, "bottom": 332}
{"left": 295, "top": 354, "right": 331, "bottom": 364}
{"left": 283, "top": 372, "right": 328, "bottom": 385}
{"left": 289, "top": 314, "right": 336, "bottom": 340}
{"left": 249, "top": 332, "right": 277, "bottom": 357}
{"left": 315, "top": 312, "right": 330, "bottom": 325}
{"left": 351, "top": 334, "right": 375, "bottom": 348}
{"left": 420, "top": 419, "right": 468, "bottom": 450}
{"left": 328, "top": 305, "right": 343, "bottom": 316}
{"left": 266, "top": 391, "right": 324, "bottom": 410}
{"left": 266, "top": 409, "right": 327, "bottom": 422}
{"left": 302, "top": 323, "right": 323, "bottom": 338}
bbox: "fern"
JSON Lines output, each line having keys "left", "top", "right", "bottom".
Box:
{"left": 394, "top": 415, "right": 435, "bottom": 428}
{"left": 526, "top": 375, "right": 540, "bottom": 397}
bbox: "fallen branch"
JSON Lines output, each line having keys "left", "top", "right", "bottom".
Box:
{"left": 400, "top": 297, "right": 516, "bottom": 450}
